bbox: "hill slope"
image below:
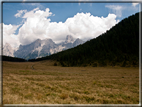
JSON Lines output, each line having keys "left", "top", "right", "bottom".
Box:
{"left": 29, "top": 12, "right": 139, "bottom": 67}
{"left": 2, "top": 55, "right": 26, "bottom": 62}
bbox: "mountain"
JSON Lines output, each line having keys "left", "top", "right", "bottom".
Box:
{"left": 3, "top": 43, "right": 14, "bottom": 57}
{"left": 31, "top": 12, "right": 139, "bottom": 67}
{"left": 64, "top": 35, "right": 74, "bottom": 44}
{"left": 73, "top": 38, "right": 84, "bottom": 47}
{"left": 14, "top": 38, "right": 57, "bottom": 59}
{"left": 3, "top": 35, "right": 85, "bottom": 60}
{"left": 50, "top": 35, "right": 85, "bottom": 54}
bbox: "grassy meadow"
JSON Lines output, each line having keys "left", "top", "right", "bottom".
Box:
{"left": 3, "top": 60, "right": 139, "bottom": 104}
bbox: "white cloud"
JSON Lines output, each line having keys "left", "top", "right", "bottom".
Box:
{"left": 64, "top": 12, "right": 118, "bottom": 41}
{"left": 3, "top": 7, "right": 118, "bottom": 48}
{"left": 2, "top": 23, "right": 20, "bottom": 48}
{"left": 18, "top": 8, "right": 52, "bottom": 45}
{"left": 105, "top": 5, "right": 124, "bottom": 17}
{"left": 15, "top": 10, "right": 27, "bottom": 18}
{"left": 17, "top": 8, "right": 118, "bottom": 45}
{"left": 132, "top": 3, "right": 139, "bottom": 7}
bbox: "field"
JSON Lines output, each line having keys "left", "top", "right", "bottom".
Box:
{"left": 3, "top": 60, "right": 139, "bottom": 104}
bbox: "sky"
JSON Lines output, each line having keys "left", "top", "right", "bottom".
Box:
{"left": 0, "top": 0, "right": 140, "bottom": 49}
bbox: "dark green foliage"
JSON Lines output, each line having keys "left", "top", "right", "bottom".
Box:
{"left": 29, "top": 12, "right": 140, "bottom": 67}
{"left": 92, "top": 62, "right": 98, "bottom": 67}
{"left": 54, "top": 62, "right": 57, "bottom": 66}
{"left": 98, "top": 60, "right": 107, "bottom": 67}
{"left": 2, "top": 55, "right": 26, "bottom": 62}
{"left": 111, "top": 61, "right": 116, "bottom": 67}
{"left": 121, "top": 60, "right": 127, "bottom": 67}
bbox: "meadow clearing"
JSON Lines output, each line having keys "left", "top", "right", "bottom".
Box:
{"left": 3, "top": 60, "right": 139, "bottom": 104}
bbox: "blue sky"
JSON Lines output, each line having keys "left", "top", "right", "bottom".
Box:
{"left": 3, "top": 2, "right": 139, "bottom": 24}
{"left": 1, "top": 0, "right": 140, "bottom": 48}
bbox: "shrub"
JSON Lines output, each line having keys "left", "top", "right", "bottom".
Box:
{"left": 121, "top": 60, "right": 126, "bottom": 67}
{"left": 93, "top": 62, "right": 97, "bottom": 67}
{"left": 54, "top": 62, "right": 57, "bottom": 66}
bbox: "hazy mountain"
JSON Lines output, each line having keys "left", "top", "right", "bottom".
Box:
{"left": 73, "top": 38, "right": 84, "bottom": 47}
{"left": 50, "top": 35, "right": 85, "bottom": 54}
{"left": 64, "top": 35, "right": 74, "bottom": 44}
{"left": 3, "top": 35, "right": 85, "bottom": 60}
{"left": 14, "top": 38, "right": 57, "bottom": 59}
{"left": 3, "top": 43, "right": 14, "bottom": 57}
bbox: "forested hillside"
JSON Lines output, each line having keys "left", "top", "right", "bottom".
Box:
{"left": 2, "top": 55, "right": 26, "bottom": 62}
{"left": 29, "top": 12, "right": 139, "bottom": 67}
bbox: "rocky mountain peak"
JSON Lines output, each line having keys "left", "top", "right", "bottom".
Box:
{"left": 76, "top": 38, "right": 81, "bottom": 41}
{"left": 3, "top": 43, "right": 14, "bottom": 57}
{"left": 65, "top": 35, "right": 74, "bottom": 43}
{"left": 33, "top": 39, "right": 41, "bottom": 44}
{"left": 4, "top": 43, "right": 11, "bottom": 47}
{"left": 73, "top": 38, "right": 84, "bottom": 47}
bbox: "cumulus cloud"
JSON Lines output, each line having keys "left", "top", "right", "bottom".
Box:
{"left": 15, "top": 10, "right": 27, "bottom": 18}
{"left": 17, "top": 8, "right": 118, "bottom": 45}
{"left": 105, "top": 5, "right": 124, "bottom": 17}
{"left": 2, "top": 23, "right": 20, "bottom": 48}
{"left": 64, "top": 12, "right": 119, "bottom": 40}
{"left": 3, "top": 7, "right": 118, "bottom": 48}
{"left": 18, "top": 8, "right": 52, "bottom": 45}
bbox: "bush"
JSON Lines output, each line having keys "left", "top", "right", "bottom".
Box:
{"left": 121, "top": 60, "right": 126, "bottom": 67}
{"left": 54, "top": 62, "right": 57, "bottom": 66}
{"left": 111, "top": 61, "right": 116, "bottom": 67}
{"left": 99, "top": 61, "right": 107, "bottom": 67}
{"left": 93, "top": 62, "right": 97, "bottom": 67}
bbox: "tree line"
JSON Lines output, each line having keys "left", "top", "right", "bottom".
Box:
{"left": 2, "top": 55, "right": 26, "bottom": 62}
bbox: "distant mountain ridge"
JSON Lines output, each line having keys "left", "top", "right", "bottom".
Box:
{"left": 3, "top": 35, "right": 85, "bottom": 60}
{"left": 3, "top": 43, "right": 15, "bottom": 57}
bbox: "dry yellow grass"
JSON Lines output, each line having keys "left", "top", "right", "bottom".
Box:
{"left": 3, "top": 60, "right": 139, "bottom": 104}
